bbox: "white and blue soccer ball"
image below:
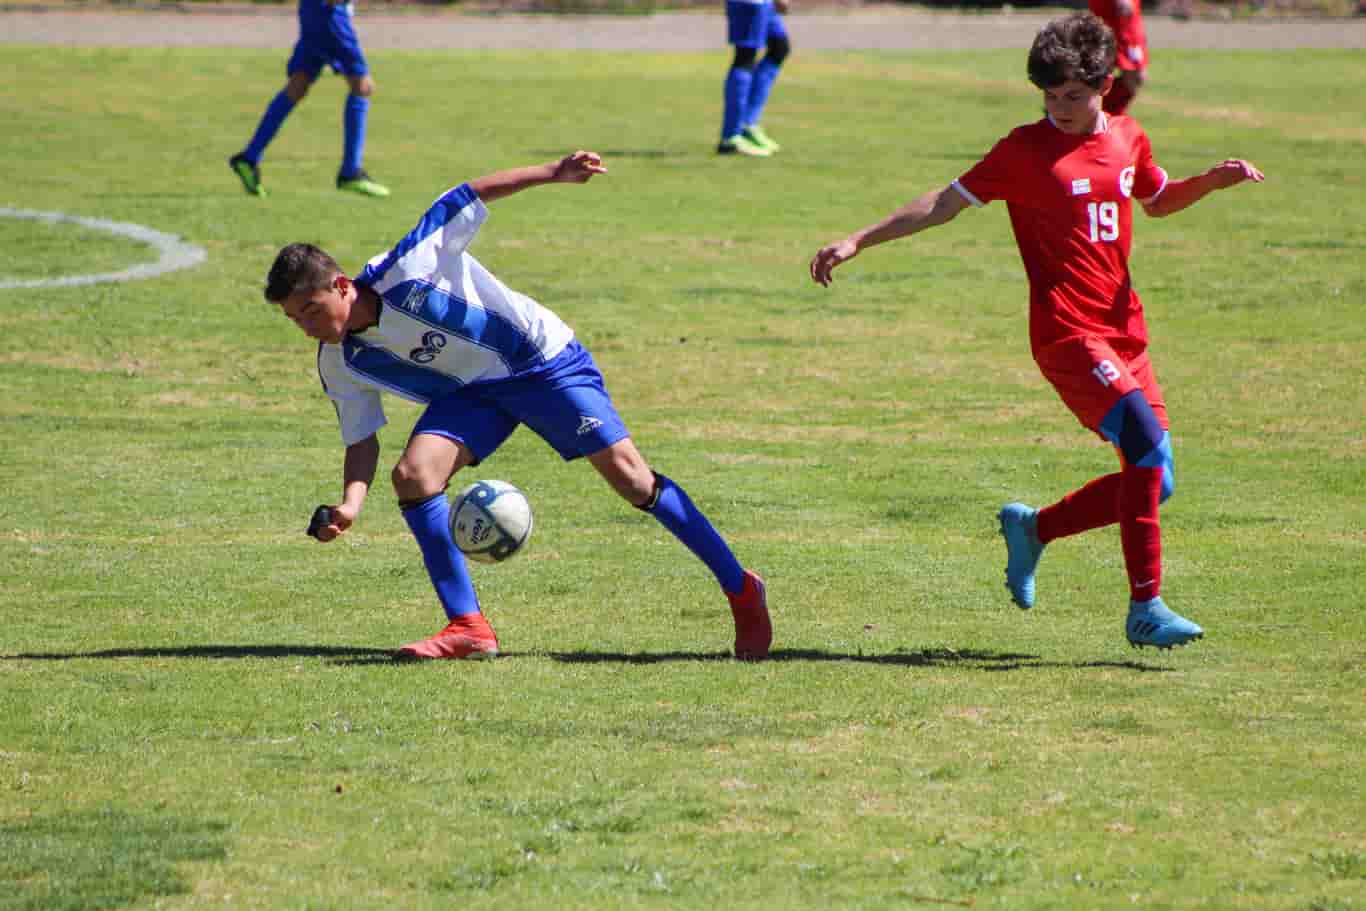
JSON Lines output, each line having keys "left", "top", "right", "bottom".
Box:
{"left": 450, "top": 480, "right": 533, "bottom": 564}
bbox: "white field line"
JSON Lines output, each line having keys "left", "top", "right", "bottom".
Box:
{"left": 0, "top": 208, "right": 206, "bottom": 290}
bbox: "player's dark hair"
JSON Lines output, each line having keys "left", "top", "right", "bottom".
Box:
{"left": 264, "top": 243, "right": 343, "bottom": 304}
{"left": 1027, "top": 12, "right": 1116, "bottom": 91}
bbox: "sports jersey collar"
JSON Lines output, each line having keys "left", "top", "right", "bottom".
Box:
{"left": 1046, "top": 112, "right": 1109, "bottom": 134}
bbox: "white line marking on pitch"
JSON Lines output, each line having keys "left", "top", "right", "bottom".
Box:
{"left": 0, "top": 208, "right": 206, "bottom": 289}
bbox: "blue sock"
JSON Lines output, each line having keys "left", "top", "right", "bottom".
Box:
{"left": 721, "top": 67, "right": 754, "bottom": 141}
{"left": 646, "top": 475, "right": 745, "bottom": 595}
{"left": 341, "top": 94, "right": 368, "bottom": 178}
{"left": 401, "top": 493, "right": 480, "bottom": 620}
{"left": 744, "top": 59, "right": 781, "bottom": 129}
{"left": 243, "top": 91, "right": 296, "bottom": 164}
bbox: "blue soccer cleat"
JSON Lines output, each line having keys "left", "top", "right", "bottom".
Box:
{"left": 1126, "top": 597, "right": 1204, "bottom": 649}
{"left": 998, "top": 503, "right": 1045, "bottom": 609}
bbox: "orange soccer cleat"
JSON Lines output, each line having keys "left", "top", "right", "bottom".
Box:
{"left": 727, "top": 570, "right": 771, "bottom": 661}
{"left": 395, "top": 613, "right": 499, "bottom": 660}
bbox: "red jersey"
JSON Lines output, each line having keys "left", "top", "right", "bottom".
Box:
{"left": 953, "top": 114, "right": 1168, "bottom": 356}
{"left": 1088, "top": 0, "right": 1148, "bottom": 70}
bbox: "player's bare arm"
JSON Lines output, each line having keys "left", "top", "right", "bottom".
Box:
{"left": 809, "top": 185, "right": 969, "bottom": 287}
{"left": 468, "top": 151, "right": 608, "bottom": 205}
{"left": 1142, "top": 159, "right": 1265, "bottom": 219}
{"left": 313, "top": 434, "right": 379, "bottom": 543}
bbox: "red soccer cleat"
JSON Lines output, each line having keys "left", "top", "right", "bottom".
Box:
{"left": 727, "top": 570, "right": 771, "bottom": 661}
{"left": 395, "top": 613, "right": 499, "bottom": 660}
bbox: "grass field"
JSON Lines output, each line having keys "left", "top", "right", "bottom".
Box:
{"left": 1, "top": 39, "right": 1363, "bottom": 910}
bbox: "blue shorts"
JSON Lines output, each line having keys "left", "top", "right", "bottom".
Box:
{"left": 288, "top": 16, "right": 368, "bottom": 79}
{"left": 411, "top": 340, "right": 631, "bottom": 463}
{"left": 727, "top": 0, "right": 787, "bottom": 49}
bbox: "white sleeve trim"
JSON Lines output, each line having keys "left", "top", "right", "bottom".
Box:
{"left": 951, "top": 180, "right": 985, "bottom": 208}
{"left": 1140, "top": 167, "right": 1170, "bottom": 206}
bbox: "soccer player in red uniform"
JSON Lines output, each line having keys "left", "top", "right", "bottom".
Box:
{"left": 1088, "top": 0, "right": 1147, "bottom": 114}
{"left": 808, "top": 12, "right": 1263, "bottom": 649}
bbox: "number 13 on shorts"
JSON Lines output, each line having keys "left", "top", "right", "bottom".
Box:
{"left": 1092, "top": 359, "right": 1122, "bottom": 387}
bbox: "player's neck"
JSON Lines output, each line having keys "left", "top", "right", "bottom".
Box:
{"left": 350, "top": 286, "right": 381, "bottom": 333}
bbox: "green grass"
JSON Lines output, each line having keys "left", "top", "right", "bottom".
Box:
{"left": 1, "top": 43, "right": 1363, "bottom": 910}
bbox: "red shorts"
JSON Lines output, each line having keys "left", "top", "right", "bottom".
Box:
{"left": 1034, "top": 336, "right": 1167, "bottom": 440}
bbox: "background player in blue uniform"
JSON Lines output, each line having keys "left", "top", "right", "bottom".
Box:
{"left": 718, "top": 0, "right": 792, "bottom": 157}
{"left": 264, "top": 150, "right": 772, "bottom": 661}
{"left": 230, "top": 0, "right": 389, "bottom": 198}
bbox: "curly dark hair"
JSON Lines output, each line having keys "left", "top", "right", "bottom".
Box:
{"left": 264, "top": 243, "right": 343, "bottom": 304}
{"left": 1027, "top": 12, "right": 1117, "bottom": 91}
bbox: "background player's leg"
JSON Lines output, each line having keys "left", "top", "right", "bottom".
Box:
{"left": 721, "top": 47, "right": 764, "bottom": 154}
{"left": 230, "top": 71, "right": 311, "bottom": 196}
{"left": 742, "top": 24, "right": 788, "bottom": 151}
{"left": 719, "top": 1, "right": 770, "bottom": 156}
{"left": 337, "top": 74, "right": 389, "bottom": 196}
{"left": 341, "top": 94, "right": 368, "bottom": 178}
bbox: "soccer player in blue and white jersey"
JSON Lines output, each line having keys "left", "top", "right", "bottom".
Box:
{"left": 229, "top": 0, "right": 389, "bottom": 199}
{"left": 264, "top": 150, "right": 772, "bottom": 661}
{"left": 718, "top": 0, "right": 792, "bottom": 157}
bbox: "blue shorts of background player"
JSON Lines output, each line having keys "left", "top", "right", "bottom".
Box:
{"left": 229, "top": 0, "right": 389, "bottom": 199}
{"left": 718, "top": 0, "right": 792, "bottom": 156}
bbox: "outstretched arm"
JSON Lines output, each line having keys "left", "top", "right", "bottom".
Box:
{"left": 1142, "top": 159, "right": 1264, "bottom": 219}
{"left": 809, "top": 185, "right": 970, "bottom": 287}
{"left": 468, "top": 150, "right": 608, "bottom": 205}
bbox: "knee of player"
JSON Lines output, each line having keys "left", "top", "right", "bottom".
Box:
{"left": 765, "top": 36, "right": 791, "bottom": 65}
{"left": 390, "top": 458, "right": 440, "bottom": 498}
{"left": 350, "top": 75, "right": 375, "bottom": 98}
{"left": 612, "top": 460, "right": 657, "bottom": 507}
{"left": 731, "top": 46, "right": 759, "bottom": 70}
{"left": 590, "top": 444, "right": 655, "bottom": 506}
{"left": 285, "top": 72, "right": 313, "bottom": 102}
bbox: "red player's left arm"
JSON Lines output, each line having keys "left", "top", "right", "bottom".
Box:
{"left": 1142, "top": 159, "right": 1265, "bottom": 218}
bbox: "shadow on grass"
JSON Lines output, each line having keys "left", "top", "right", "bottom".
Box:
{"left": 2, "top": 644, "right": 393, "bottom": 661}
{"left": 2, "top": 645, "right": 1174, "bottom": 672}
{"left": 543, "top": 648, "right": 1174, "bottom": 673}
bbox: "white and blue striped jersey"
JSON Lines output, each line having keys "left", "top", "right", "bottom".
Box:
{"left": 318, "top": 183, "right": 576, "bottom": 446}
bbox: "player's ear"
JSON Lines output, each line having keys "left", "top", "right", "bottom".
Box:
{"left": 1100, "top": 74, "right": 1115, "bottom": 97}
{"left": 333, "top": 273, "right": 353, "bottom": 296}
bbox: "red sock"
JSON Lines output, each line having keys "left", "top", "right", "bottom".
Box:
{"left": 1036, "top": 473, "right": 1122, "bottom": 544}
{"left": 1104, "top": 79, "right": 1136, "bottom": 115}
{"left": 1119, "top": 462, "right": 1163, "bottom": 601}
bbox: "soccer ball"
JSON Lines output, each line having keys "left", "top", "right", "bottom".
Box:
{"left": 449, "top": 480, "right": 533, "bottom": 564}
